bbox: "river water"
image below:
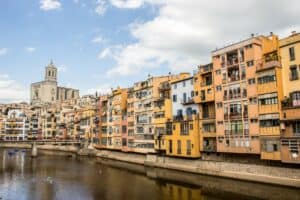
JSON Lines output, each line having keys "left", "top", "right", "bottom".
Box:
{"left": 0, "top": 148, "right": 299, "bottom": 200}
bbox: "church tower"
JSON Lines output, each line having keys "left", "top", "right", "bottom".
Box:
{"left": 45, "top": 60, "right": 57, "bottom": 82}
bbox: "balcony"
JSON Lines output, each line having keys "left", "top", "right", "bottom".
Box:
{"left": 198, "top": 63, "right": 213, "bottom": 74}
{"left": 203, "top": 145, "right": 216, "bottom": 152}
{"left": 159, "top": 82, "right": 170, "bottom": 91}
{"left": 181, "top": 98, "right": 195, "bottom": 105}
{"left": 201, "top": 81, "right": 212, "bottom": 87}
{"left": 229, "top": 112, "right": 242, "bottom": 119}
{"left": 257, "top": 60, "right": 281, "bottom": 72}
{"left": 226, "top": 57, "right": 239, "bottom": 67}
{"left": 228, "top": 75, "right": 240, "bottom": 83}
{"left": 281, "top": 138, "right": 300, "bottom": 164}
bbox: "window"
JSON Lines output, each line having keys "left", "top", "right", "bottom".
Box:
{"left": 180, "top": 122, "right": 189, "bottom": 135}
{"left": 216, "top": 102, "right": 222, "bottom": 108}
{"left": 262, "top": 140, "right": 280, "bottom": 152}
{"left": 290, "top": 121, "right": 300, "bottom": 136}
{"left": 189, "top": 123, "right": 193, "bottom": 130}
{"left": 177, "top": 140, "right": 181, "bottom": 154}
{"left": 172, "top": 95, "right": 177, "bottom": 102}
{"left": 183, "top": 81, "right": 186, "bottom": 87}
{"left": 169, "top": 140, "right": 173, "bottom": 153}
{"left": 289, "top": 47, "right": 295, "bottom": 61}
{"left": 183, "top": 93, "right": 187, "bottom": 102}
{"left": 122, "top": 125, "right": 127, "bottom": 133}
{"left": 230, "top": 121, "right": 243, "bottom": 135}
{"left": 215, "top": 69, "right": 221, "bottom": 75}
{"left": 191, "top": 91, "right": 194, "bottom": 97}
{"left": 248, "top": 78, "right": 256, "bottom": 85}
{"left": 249, "top": 97, "right": 257, "bottom": 104}
{"left": 258, "top": 75, "right": 276, "bottom": 84}
{"left": 250, "top": 118, "right": 258, "bottom": 123}
{"left": 292, "top": 92, "right": 300, "bottom": 106}
{"left": 186, "top": 140, "right": 191, "bottom": 155}
{"left": 173, "top": 84, "right": 177, "bottom": 89}
{"left": 290, "top": 65, "right": 298, "bottom": 80}
{"left": 190, "top": 79, "right": 193, "bottom": 85}
{"left": 216, "top": 85, "right": 222, "bottom": 91}
{"left": 247, "top": 60, "right": 254, "bottom": 67}
{"left": 259, "top": 119, "right": 280, "bottom": 127}
{"left": 259, "top": 97, "right": 278, "bottom": 105}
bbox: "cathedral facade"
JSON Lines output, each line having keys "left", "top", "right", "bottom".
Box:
{"left": 30, "top": 61, "right": 79, "bottom": 105}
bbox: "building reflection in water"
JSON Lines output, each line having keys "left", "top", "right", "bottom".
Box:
{"left": 0, "top": 149, "right": 299, "bottom": 200}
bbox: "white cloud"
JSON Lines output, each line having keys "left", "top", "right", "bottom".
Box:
{"left": 97, "top": 45, "right": 123, "bottom": 60}
{"left": 105, "top": 0, "right": 300, "bottom": 77}
{"left": 0, "top": 74, "right": 28, "bottom": 103}
{"left": 95, "top": 0, "right": 107, "bottom": 15}
{"left": 109, "top": 0, "right": 144, "bottom": 8}
{"left": 91, "top": 35, "right": 104, "bottom": 44}
{"left": 25, "top": 47, "right": 36, "bottom": 53}
{"left": 40, "top": 0, "right": 61, "bottom": 11}
{"left": 0, "top": 48, "right": 8, "bottom": 56}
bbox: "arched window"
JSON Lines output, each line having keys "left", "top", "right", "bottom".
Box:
{"left": 48, "top": 70, "right": 51, "bottom": 76}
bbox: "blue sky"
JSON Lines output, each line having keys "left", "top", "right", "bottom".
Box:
{"left": 0, "top": 0, "right": 299, "bottom": 103}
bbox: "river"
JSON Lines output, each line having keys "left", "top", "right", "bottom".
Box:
{"left": 0, "top": 148, "right": 299, "bottom": 200}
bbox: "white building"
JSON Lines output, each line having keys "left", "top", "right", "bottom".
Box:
{"left": 170, "top": 76, "right": 199, "bottom": 119}
{"left": 4, "top": 109, "right": 29, "bottom": 141}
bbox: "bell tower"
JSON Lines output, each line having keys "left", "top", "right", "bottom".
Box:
{"left": 45, "top": 59, "right": 57, "bottom": 82}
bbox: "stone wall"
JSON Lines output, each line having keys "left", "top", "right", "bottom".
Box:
{"left": 97, "top": 151, "right": 300, "bottom": 188}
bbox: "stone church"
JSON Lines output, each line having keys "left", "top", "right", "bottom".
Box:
{"left": 30, "top": 61, "right": 79, "bottom": 105}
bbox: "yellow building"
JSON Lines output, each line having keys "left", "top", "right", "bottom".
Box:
{"left": 153, "top": 73, "right": 190, "bottom": 154}
{"left": 165, "top": 75, "right": 201, "bottom": 158}
{"left": 76, "top": 107, "right": 96, "bottom": 142}
{"left": 257, "top": 34, "right": 283, "bottom": 160}
{"left": 194, "top": 63, "right": 216, "bottom": 153}
{"left": 280, "top": 31, "right": 300, "bottom": 164}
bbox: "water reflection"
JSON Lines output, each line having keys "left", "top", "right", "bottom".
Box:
{"left": 0, "top": 149, "right": 299, "bottom": 200}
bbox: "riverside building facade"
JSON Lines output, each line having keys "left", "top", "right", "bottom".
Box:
{"left": 1, "top": 31, "right": 300, "bottom": 165}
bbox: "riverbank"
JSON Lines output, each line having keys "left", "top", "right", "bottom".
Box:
{"left": 1, "top": 143, "right": 300, "bottom": 188}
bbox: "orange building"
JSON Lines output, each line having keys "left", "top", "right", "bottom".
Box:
{"left": 257, "top": 34, "right": 283, "bottom": 161}
{"left": 280, "top": 31, "right": 300, "bottom": 164}
{"left": 194, "top": 63, "right": 217, "bottom": 153}
{"left": 212, "top": 35, "right": 263, "bottom": 155}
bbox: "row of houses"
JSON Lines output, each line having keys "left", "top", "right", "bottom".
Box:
{"left": 0, "top": 31, "right": 299, "bottom": 165}
{"left": 0, "top": 95, "right": 97, "bottom": 142}
{"left": 95, "top": 31, "right": 300, "bottom": 164}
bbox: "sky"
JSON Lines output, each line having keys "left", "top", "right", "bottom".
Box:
{"left": 0, "top": 0, "right": 299, "bottom": 103}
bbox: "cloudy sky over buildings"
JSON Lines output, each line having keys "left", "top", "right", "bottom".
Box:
{"left": 0, "top": 0, "right": 299, "bottom": 103}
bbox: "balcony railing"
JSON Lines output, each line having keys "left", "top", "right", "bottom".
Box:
{"left": 282, "top": 98, "right": 300, "bottom": 109}
{"left": 203, "top": 145, "right": 216, "bottom": 152}
{"left": 181, "top": 98, "right": 195, "bottom": 105}
{"left": 198, "top": 64, "right": 213, "bottom": 74}
{"left": 227, "top": 58, "right": 239, "bottom": 66}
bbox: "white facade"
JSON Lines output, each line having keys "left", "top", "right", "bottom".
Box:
{"left": 4, "top": 109, "right": 29, "bottom": 140}
{"left": 171, "top": 77, "right": 199, "bottom": 118}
